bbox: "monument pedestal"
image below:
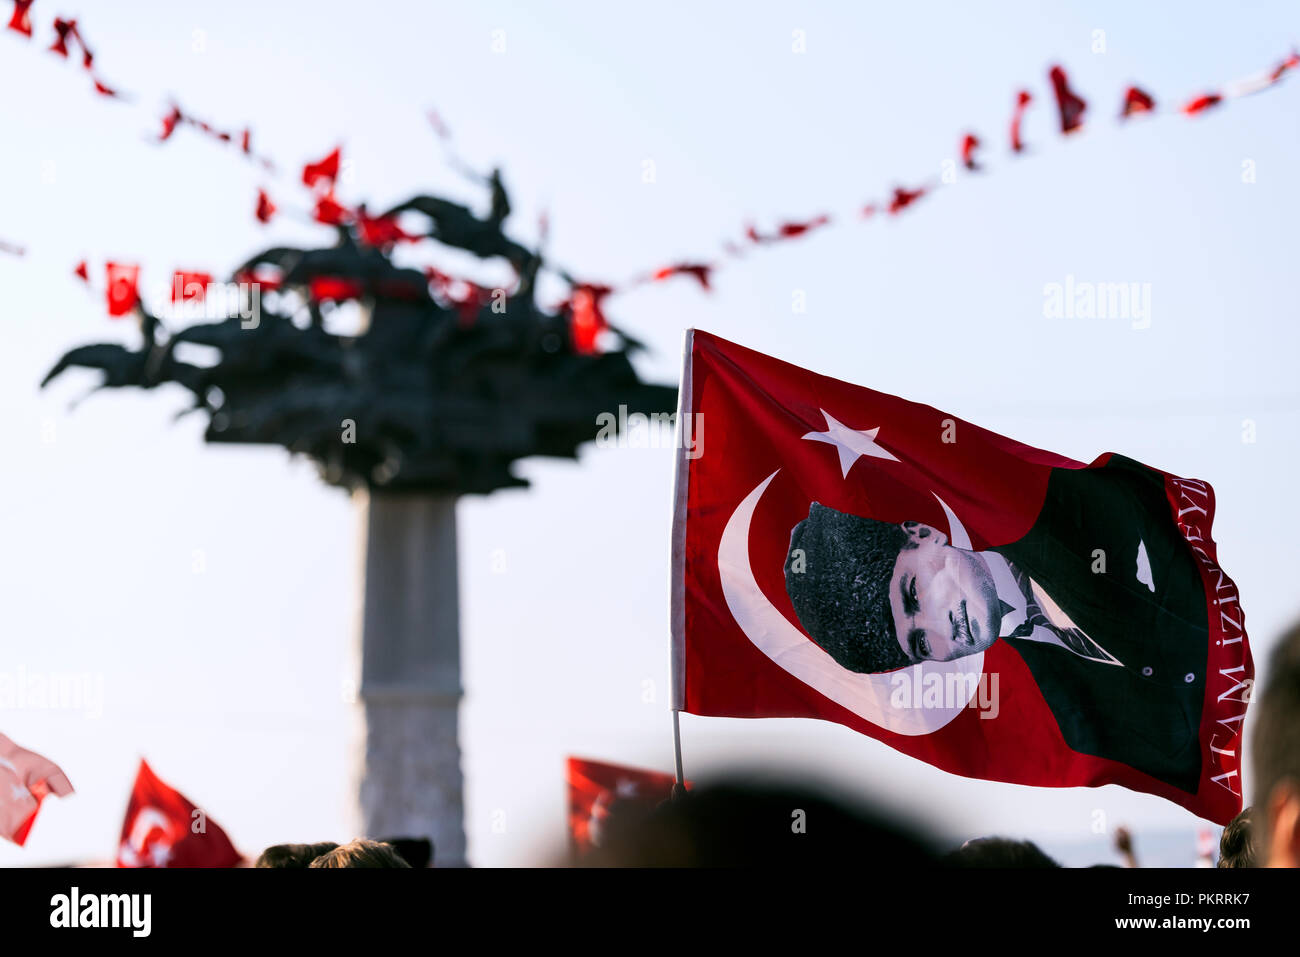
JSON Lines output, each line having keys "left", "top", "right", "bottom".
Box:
{"left": 353, "top": 491, "right": 466, "bottom": 867}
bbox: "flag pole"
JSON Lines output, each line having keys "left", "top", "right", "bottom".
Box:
{"left": 668, "top": 329, "right": 695, "bottom": 802}
{"left": 671, "top": 709, "right": 686, "bottom": 799}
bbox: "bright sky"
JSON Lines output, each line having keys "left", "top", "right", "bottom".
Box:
{"left": 2, "top": 0, "right": 1298, "bottom": 867}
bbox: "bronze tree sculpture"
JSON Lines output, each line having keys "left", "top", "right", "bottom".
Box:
{"left": 43, "top": 171, "right": 677, "bottom": 493}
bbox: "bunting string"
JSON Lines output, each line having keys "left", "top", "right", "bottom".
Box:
{"left": 2, "top": 1, "right": 1296, "bottom": 344}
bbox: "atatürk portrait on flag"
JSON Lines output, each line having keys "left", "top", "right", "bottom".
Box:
{"left": 784, "top": 453, "right": 1209, "bottom": 793}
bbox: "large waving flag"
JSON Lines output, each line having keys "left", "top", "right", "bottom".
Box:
{"left": 670, "top": 330, "right": 1250, "bottom": 824}
{"left": 117, "top": 759, "right": 241, "bottom": 867}
{"left": 0, "top": 733, "right": 74, "bottom": 846}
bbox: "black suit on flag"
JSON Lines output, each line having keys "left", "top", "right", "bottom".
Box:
{"left": 993, "top": 454, "right": 1208, "bottom": 793}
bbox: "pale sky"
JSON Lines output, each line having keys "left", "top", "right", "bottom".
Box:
{"left": 2, "top": 0, "right": 1298, "bottom": 866}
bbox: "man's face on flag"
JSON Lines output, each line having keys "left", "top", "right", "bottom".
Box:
{"left": 888, "top": 522, "right": 1001, "bottom": 662}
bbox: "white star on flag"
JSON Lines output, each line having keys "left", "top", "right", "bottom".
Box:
{"left": 802, "top": 409, "right": 899, "bottom": 477}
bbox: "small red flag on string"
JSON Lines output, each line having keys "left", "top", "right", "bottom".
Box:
{"left": 1120, "top": 86, "right": 1156, "bottom": 117}
{"left": 1270, "top": 51, "right": 1300, "bottom": 83}
{"left": 778, "top": 215, "right": 829, "bottom": 239}
{"left": 1183, "top": 93, "right": 1223, "bottom": 115}
{"left": 569, "top": 283, "right": 612, "bottom": 354}
{"left": 234, "top": 266, "right": 282, "bottom": 293}
{"left": 309, "top": 276, "right": 365, "bottom": 302}
{"left": 1049, "top": 64, "right": 1087, "bottom": 133}
{"left": 425, "top": 269, "right": 483, "bottom": 325}
{"left": 312, "top": 193, "right": 352, "bottom": 226}
{"left": 887, "top": 185, "right": 926, "bottom": 215}
{"left": 1010, "top": 90, "right": 1032, "bottom": 152}
{"left": 49, "top": 17, "right": 75, "bottom": 57}
{"left": 105, "top": 261, "right": 140, "bottom": 317}
{"left": 960, "top": 133, "right": 981, "bottom": 170}
{"left": 653, "top": 263, "right": 713, "bottom": 290}
{"left": 747, "top": 216, "right": 831, "bottom": 244}
{"left": 254, "top": 188, "right": 277, "bottom": 224}
{"left": 159, "top": 105, "right": 183, "bottom": 140}
{"left": 356, "top": 209, "right": 417, "bottom": 247}
{"left": 302, "top": 146, "right": 342, "bottom": 190}
{"left": 7, "top": 0, "right": 33, "bottom": 37}
{"left": 0, "top": 733, "right": 74, "bottom": 846}
{"left": 171, "top": 271, "right": 212, "bottom": 303}
{"left": 117, "top": 759, "right": 241, "bottom": 867}
{"left": 73, "top": 259, "right": 89, "bottom": 282}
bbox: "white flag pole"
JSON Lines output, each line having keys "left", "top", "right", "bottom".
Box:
{"left": 668, "top": 329, "right": 695, "bottom": 799}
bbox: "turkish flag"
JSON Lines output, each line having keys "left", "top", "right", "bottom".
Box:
{"left": 0, "top": 734, "right": 74, "bottom": 846}
{"left": 670, "top": 331, "right": 1250, "bottom": 824}
{"left": 117, "top": 759, "right": 241, "bottom": 867}
{"left": 104, "top": 261, "right": 140, "bottom": 317}
{"left": 567, "top": 757, "right": 682, "bottom": 858}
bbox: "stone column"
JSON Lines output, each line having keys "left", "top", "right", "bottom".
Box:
{"left": 353, "top": 490, "right": 466, "bottom": 867}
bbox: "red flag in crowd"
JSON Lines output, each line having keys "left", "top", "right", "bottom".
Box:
{"left": 117, "top": 759, "right": 241, "bottom": 867}
{"left": 0, "top": 733, "right": 74, "bottom": 846}
{"left": 567, "top": 756, "right": 681, "bottom": 858}
{"left": 104, "top": 261, "right": 140, "bottom": 317}
{"left": 670, "top": 331, "right": 1251, "bottom": 825}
